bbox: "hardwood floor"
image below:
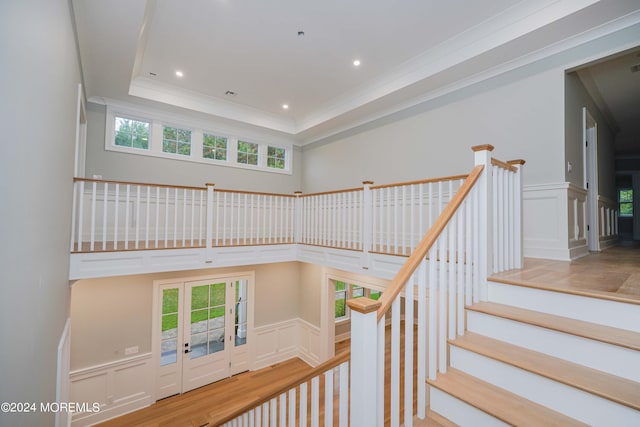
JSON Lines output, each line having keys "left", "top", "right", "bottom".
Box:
{"left": 491, "top": 245, "right": 640, "bottom": 303}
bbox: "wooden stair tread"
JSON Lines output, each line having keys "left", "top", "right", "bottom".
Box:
{"left": 428, "top": 369, "right": 589, "bottom": 427}
{"left": 488, "top": 276, "right": 640, "bottom": 305}
{"left": 467, "top": 301, "right": 640, "bottom": 351}
{"left": 450, "top": 332, "right": 640, "bottom": 410}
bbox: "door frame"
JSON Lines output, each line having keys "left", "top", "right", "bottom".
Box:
{"left": 151, "top": 271, "right": 255, "bottom": 401}
{"left": 583, "top": 107, "right": 599, "bottom": 251}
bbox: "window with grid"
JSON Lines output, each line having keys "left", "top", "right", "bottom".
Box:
{"left": 335, "top": 281, "right": 380, "bottom": 322}
{"left": 267, "top": 146, "right": 286, "bottom": 169}
{"left": 163, "top": 126, "right": 192, "bottom": 156}
{"left": 114, "top": 116, "right": 150, "bottom": 150}
{"left": 203, "top": 133, "right": 227, "bottom": 161}
{"left": 619, "top": 188, "right": 633, "bottom": 217}
{"left": 237, "top": 140, "right": 259, "bottom": 165}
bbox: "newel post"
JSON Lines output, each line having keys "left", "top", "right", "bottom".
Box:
{"left": 472, "top": 145, "right": 494, "bottom": 301}
{"left": 205, "top": 183, "right": 215, "bottom": 262}
{"left": 362, "top": 181, "right": 374, "bottom": 269}
{"left": 348, "top": 297, "right": 381, "bottom": 427}
{"left": 508, "top": 160, "right": 526, "bottom": 269}
{"left": 294, "top": 191, "right": 303, "bottom": 243}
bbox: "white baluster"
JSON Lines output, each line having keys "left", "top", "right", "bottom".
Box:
{"left": 394, "top": 186, "right": 399, "bottom": 255}
{"left": 155, "top": 187, "right": 160, "bottom": 248}
{"left": 263, "top": 195, "right": 268, "bottom": 245}
{"left": 465, "top": 193, "right": 473, "bottom": 306}
{"left": 410, "top": 184, "right": 416, "bottom": 252}
{"left": 113, "top": 183, "right": 120, "bottom": 250}
{"left": 199, "top": 190, "right": 204, "bottom": 246}
{"left": 270, "top": 398, "right": 276, "bottom": 426}
{"left": 377, "top": 315, "right": 385, "bottom": 427}
{"left": 417, "top": 259, "right": 427, "bottom": 418}
{"left": 103, "top": 182, "right": 109, "bottom": 250}
{"left": 173, "top": 187, "right": 178, "bottom": 247}
{"left": 448, "top": 209, "right": 456, "bottom": 340}
{"left": 438, "top": 230, "right": 447, "bottom": 373}
{"left": 243, "top": 193, "right": 248, "bottom": 245}
{"left": 222, "top": 192, "right": 227, "bottom": 245}
{"left": 324, "top": 370, "right": 333, "bottom": 427}
{"left": 391, "top": 296, "right": 400, "bottom": 427}
{"left": 288, "top": 388, "right": 296, "bottom": 427}
{"left": 70, "top": 181, "right": 78, "bottom": 252}
{"left": 428, "top": 246, "right": 437, "bottom": 381}
{"left": 78, "top": 181, "right": 85, "bottom": 251}
{"left": 339, "top": 361, "right": 349, "bottom": 427}
{"left": 402, "top": 186, "right": 407, "bottom": 255}
{"left": 90, "top": 181, "right": 97, "bottom": 251}
{"left": 311, "top": 376, "right": 319, "bottom": 427}
{"left": 230, "top": 192, "right": 235, "bottom": 245}
{"left": 145, "top": 186, "right": 151, "bottom": 248}
{"left": 457, "top": 206, "right": 465, "bottom": 336}
{"left": 190, "top": 189, "right": 195, "bottom": 246}
{"left": 134, "top": 185, "right": 140, "bottom": 249}
{"left": 124, "top": 185, "right": 131, "bottom": 250}
{"left": 404, "top": 272, "right": 414, "bottom": 427}
{"left": 300, "top": 382, "right": 308, "bottom": 427}
{"left": 279, "top": 392, "right": 286, "bottom": 427}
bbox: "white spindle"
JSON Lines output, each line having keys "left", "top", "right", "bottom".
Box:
{"left": 410, "top": 184, "right": 416, "bottom": 252}
{"left": 288, "top": 388, "right": 296, "bottom": 427}
{"left": 300, "top": 382, "right": 308, "bottom": 427}
{"left": 339, "top": 361, "right": 348, "bottom": 427}
{"left": 90, "top": 181, "right": 97, "bottom": 251}
{"left": 124, "top": 185, "right": 131, "bottom": 250}
{"left": 394, "top": 186, "right": 399, "bottom": 254}
{"left": 428, "top": 182, "right": 433, "bottom": 229}
{"left": 404, "top": 272, "right": 414, "bottom": 427}
{"left": 270, "top": 398, "right": 276, "bottom": 426}
{"left": 401, "top": 186, "right": 407, "bottom": 255}
{"left": 263, "top": 195, "right": 268, "bottom": 245}
{"left": 145, "top": 186, "right": 150, "bottom": 248}
{"left": 190, "top": 189, "right": 195, "bottom": 246}
{"left": 457, "top": 206, "right": 465, "bottom": 336}
{"left": 448, "top": 212, "right": 456, "bottom": 340}
{"left": 222, "top": 192, "right": 228, "bottom": 245}
{"left": 428, "top": 246, "right": 437, "bottom": 381}
{"left": 135, "top": 186, "right": 141, "bottom": 249}
{"left": 376, "top": 315, "right": 385, "bottom": 427}
{"left": 311, "top": 376, "right": 319, "bottom": 427}
{"left": 417, "top": 259, "right": 427, "bottom": 419}
{"left": 102, "top": 182, "right": 108, "bottom": 250}
{"left": 386, "top": 187, "right": 391, "bottom": 253}
{"left": 391, "top": 296, "right": 400, "bottom": 427}
{"left": 465, "top": 192, "right": 473, "bottom": 306}
{"left": 324, "top": 370, "right": 333, "bottom": 427}
{"left": 78, "top": 181, "right": 85, "bottom": 251}
{"left": 113, "top": 183, "right": 119, "bottom": 250}
{"left": 237, "top": 193, "right": 241, "bottom": 245}
{"left": 155, "top": 187, "right": 160, "bottom": 248}
{"left": 199, "top": 190, "right": 204, "bottom": 246}
{"left": 230, "top": 192, "right": 235, "bottom": 245}
{"left": 472, "top": 186, "right": 480, "bottom": 303}
{"left": 70, "top": 182, "right": 78, "bottom": 251}
{"left": 438, "top": 230, "right": 447, "bottom": 373}
{"left": 418, "top": 183, "right": 424, "bottom": 240}
{"left": 268, "top": 195, "right": 273, "bottom": 244}
{"left": 173, "top": 187, "right": 178, "bottom": 247}
{"left": 279, "top": 393, "right": 286, "bottom": 427}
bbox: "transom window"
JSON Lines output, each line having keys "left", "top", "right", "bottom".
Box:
{"left": 267, "top": 146, "right": 286, "bottom": 169}
{"left": 203, "top": 133, "right": 227, "bottom": 161}
{"left": 163, "top": 126, "right": 192, "bottom": 156}
{"left": 114, "top": 116, "right": 149, "bottom": 150}
{"left": 619, "top": 188, "right": 633, "bottom": 217}
{"left": 237, "top": 141, "right": 258, "bottom": 165}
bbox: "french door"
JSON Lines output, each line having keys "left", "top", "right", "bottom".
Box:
{"left": 154, "top": 274, "right": 253, "bottom": 399}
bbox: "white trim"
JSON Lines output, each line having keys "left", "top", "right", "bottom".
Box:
{"left": 74, "top": 84, "right": 87, "bottom": 178}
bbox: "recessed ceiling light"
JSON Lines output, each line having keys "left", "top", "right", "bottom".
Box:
{"left": 282, "top": 104, "right": 289, "bottom": 109}
{"left": 353, "top": 59, "right": 361, "bottom": 67}
{"left": 297, "top": 31, "right": 305, "bottom": 37}
{"left": 175, "top": 70, "right": 184, "bottom": 77}
{"left": 225, "top": 90, "right": 237, "bottom": 96}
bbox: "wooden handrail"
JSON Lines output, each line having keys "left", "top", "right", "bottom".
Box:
{"left": 73, "top": 177, "right": 206, "bottom": 191}
{"left": 214, "top": 188, "right": 297, "bottom": 198}
{"left": 299, "top": 187, "right": 363, "bottom": 197}
{"left": 369, "top": 174, "right": 468, "bottom": 190}
{"left": 375, "top": 165, "right": 485, "bottom": 321}
{"left": 213, "top": 350, "right": 351, "bottom": 426}
{"left": 491, "top": 158, "right": 517, "bottom": 172}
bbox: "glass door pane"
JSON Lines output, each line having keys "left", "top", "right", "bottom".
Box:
{"left": 234, "top": 280, "right": 248, "bottom": 347}
{"left": 161, "top": 288, "right": 179, "bottom": 366}
{"left": 189, "top": 282, "right": 226, "bottom": 359}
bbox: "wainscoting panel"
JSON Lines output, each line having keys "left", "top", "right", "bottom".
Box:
{"left": 298, "top": 319, "right": 321, "bottom": 367}
{"left": 567, "top": 184, "right": 588, "bottom": 259}
{"left": 70, "top": 353, "right": 153, "bottom": 426}
{"left": 598, "top": 195, "right": 618, "bottom": 250}
{"left": 523, "top": 183, "right": 571, "bottom": 260}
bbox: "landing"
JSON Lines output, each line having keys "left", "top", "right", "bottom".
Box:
{"left": 491, "top": 245, "right": 640, "bottom": 303}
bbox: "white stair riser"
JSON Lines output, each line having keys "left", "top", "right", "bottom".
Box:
{"left": 467, "top": 311, "right": 640, "bottom": 381}
{"left": 487, "top": 281, "right": 640, "bottom": 332}
{"left": 430, "top": 387, "right": 510, "bottom": 427}
{"left": 450, "top": 346, "right": 640, "bottom": 426}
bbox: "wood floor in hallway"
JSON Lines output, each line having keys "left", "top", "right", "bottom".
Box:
{"left": 491, "top": 245, "right": 640, "bottom": 303}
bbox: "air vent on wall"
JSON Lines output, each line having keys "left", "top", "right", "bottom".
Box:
{"left": 631, "top": 64, "right": 640, "bottom": 73}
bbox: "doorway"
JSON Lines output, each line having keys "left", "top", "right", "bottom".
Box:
{"left": 153, "top": 273, "right": 254, "bottom": 400}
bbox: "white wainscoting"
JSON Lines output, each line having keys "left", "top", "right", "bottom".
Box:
{"left": 522, "top": 183, "right": 589, "bottom": 261}
{"left": 253, "top": 318, "right": 322, "bottom": 369}
{"left": 69, "top": 353, "right": 153, "bottom": 426}
{"left": 567, "top": 184, "right": 588, "bottom": 259}
{"left": 598, "top": 195, "right": 618, "bottom": 250}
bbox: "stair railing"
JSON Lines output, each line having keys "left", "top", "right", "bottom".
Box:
{"left": 348, "top": 145, "right": 524, "bottom": 427}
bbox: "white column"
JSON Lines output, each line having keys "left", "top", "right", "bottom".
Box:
{"left": 472, "top": 144, "right": 494, "bottom": 301}
{"left": 348, "top": 297, "right": 380, "bottom": 427}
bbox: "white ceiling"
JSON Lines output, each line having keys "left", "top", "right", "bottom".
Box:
{"left": 72, "top": 0, "right": 640, "bottom": 146}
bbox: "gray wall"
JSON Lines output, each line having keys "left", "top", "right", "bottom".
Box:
{"left": 0, "top": 0, "right": 82, "bottom": 425}
{"left": 85, "top": 103, "right": 302, "bottom": 193}
{"left": 71, "top": 262, "right": 303, "bottom": 370}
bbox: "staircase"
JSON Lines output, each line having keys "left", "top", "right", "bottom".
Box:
{"left": 428, "top": 278, "right": 640, "bottom": 426}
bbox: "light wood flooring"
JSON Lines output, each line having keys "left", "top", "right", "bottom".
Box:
{"left": 491, "top": 245, "right": 640, "bottom": 303}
